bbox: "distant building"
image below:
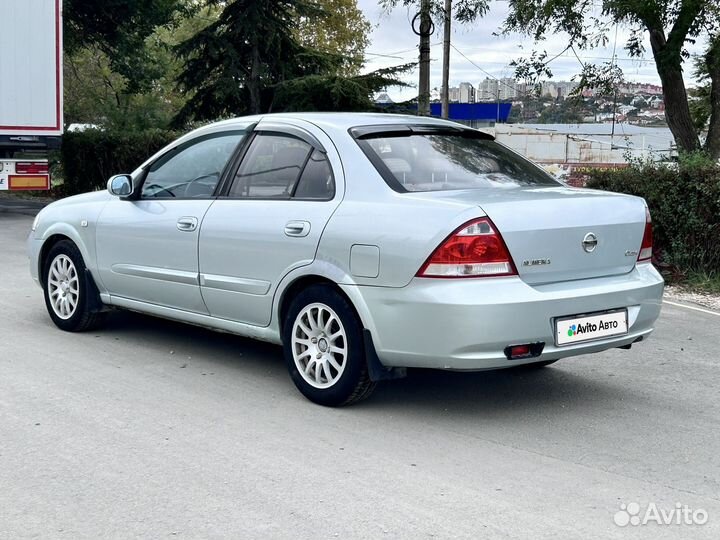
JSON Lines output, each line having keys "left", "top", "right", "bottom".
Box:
{"left": 478, "top": 78, "right": 499, "bottom": 101}
{"left": 459, "top": 82, "right": 475, "bottom": 103}
{"left": 375, "top": 92, "right": 394, "bottom": 104}
{"left": 619, "top": 83, "right": 663, "bottom": 96}
{"left": 617, "top": 104, "right": 637, "bottom": 115}
{"left": 650, "top": 96, "right": 664, "bottom": 110}
{"left": 498, "top": 78, "right": 518, "bottom": 100}
{"left": 541, "top": 80, "right": 578, "bottom": 99}
{"left": 541, "top": 81, "right": 557, "bottom": 98}
{"left": 448, "top": 87, "right": 460, "bottom": 103}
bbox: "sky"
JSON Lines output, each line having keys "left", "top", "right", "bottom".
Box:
{"left": 356, "top": 0, "right": 706, "bottom": 101}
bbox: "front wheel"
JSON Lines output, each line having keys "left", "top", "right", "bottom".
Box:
{"left": 43, "top": 240, "right": 107, "bottom": 332}
{"left": 283, "top": 284, "right": 375, "bottom": 406}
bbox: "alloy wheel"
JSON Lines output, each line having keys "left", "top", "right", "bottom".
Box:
{"left": 291, "top": 302, "right": 348, "bottom": 389}
{"left": 47, "top": 254, "right": 79, "bottom": 320}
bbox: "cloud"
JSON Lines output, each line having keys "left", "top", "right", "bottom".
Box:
{"left": 357, "top": 0, "right": 706, "bottom": 101}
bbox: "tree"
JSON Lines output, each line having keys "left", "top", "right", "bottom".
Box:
{"left": 64, "top": 0, "right": 190, "bottom": 93}
{"left": 175, "top": 0, "right": 339, "bottom": 122}
{"left": 537, "top": 98, "right": 586, "bottom": 124}
{"left": 702, "top": 34, "right": 720, "bottom": 158}
{"left": 380, "top": 0, "right": 490, "bottom": 23}
{"left": 64, "top": 4, "right": 220, "bottom": 130}
{"left": 273, "top": 64, "right": 414, "bottom": 111}
{"left": 175, "top": 0, "right": 409, "bottom": 123}
{"left": 503, "top": 0, "right": 720, "bottom": 158}
{"left": 295, "top": 0, "right": 372, "bottom": 76}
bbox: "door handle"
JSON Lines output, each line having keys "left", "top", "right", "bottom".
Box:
{"left": 176, "top": 216, "right": 198, "bottom": 232}
{"left": 284, "top": 220, "right": 311, "bottom": 237}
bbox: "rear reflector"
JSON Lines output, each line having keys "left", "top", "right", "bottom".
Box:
{"left": 8, "top": 175, "right": 50, "bottom": 190}
{"left": 638, "top": 207, "right": 653, "bottom": 262}
{"left": 15, "top": 162, "right": 49, "bottom": 175}
{"left": 510, "top": 345, "right": 530, "bottom": 357}
{"left": 504, "top": 342, "right": 545, "bottom": 360}
{"left": 417, "top": 217, "right": 517, "bottom": 278}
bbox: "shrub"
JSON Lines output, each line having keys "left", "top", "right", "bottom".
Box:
{"left": 59, "top": 129, "right": 178, "bottom": 197}
{"left": 585, "top": 156, "right": 720, "bottom": 275}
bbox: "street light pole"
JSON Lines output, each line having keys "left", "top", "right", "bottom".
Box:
{"left": 441, "top": 0, "right": 451, "bottom": 119}
{"left": 417, "top": 0, "right": 431, "bottom": 116}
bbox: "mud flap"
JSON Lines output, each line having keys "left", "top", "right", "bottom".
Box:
{"left": 363, "top": 329, "right": 407, "bottom": 382}
{"left": 84, "top": 269, "right": 110, "bottom": 312}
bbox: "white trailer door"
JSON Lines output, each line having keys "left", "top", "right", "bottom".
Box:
{"left": 0, "top": 0, "right": 62, "bottom": 136}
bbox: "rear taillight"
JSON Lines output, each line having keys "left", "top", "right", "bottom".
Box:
{"left": 15, "top": 162, "right": 49, "bottom": 175}
{"left": 638, "top": 207, "right": 653, "bottom": 262}
{"left": 417, "top": 217, "right": 517, "bottom": 278}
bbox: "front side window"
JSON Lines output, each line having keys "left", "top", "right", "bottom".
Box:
{"left": 229, "top": 134, "right": 312, "bottom": 199}
{"left": 358, "top": 133, "right": 560, "bottom": 192}
{"left": 142, "top": 131, "right": 245, "bottom": 198}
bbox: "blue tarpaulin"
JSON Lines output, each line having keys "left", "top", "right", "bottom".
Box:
{"left": 429, "top": 102, "right": 512, "bottom": 122}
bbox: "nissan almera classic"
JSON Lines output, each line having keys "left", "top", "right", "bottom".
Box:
{"left": 28, "top": 113, "right": 664, "bottom": 406}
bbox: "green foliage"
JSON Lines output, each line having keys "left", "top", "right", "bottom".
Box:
{"left": 175, "top": 0, "right": 340, "bottom": 123}
{"left": 176, "top": 0, "right": 409, "bottom": 124}
{"left": 379, "top": 0, "right": 490, "bottom": 23}
{"left": 502, "top": 0, "right": 720, "bottom": 156}
{"left": 296, "top": 0, "right": 372, "bottom": 76}
{"left": 689, "top": 85, "right": 711, "bottom": 133}
{"left": 683, "top": 270, "right": 720, "bottom": 294}
{"left": 688, "top": 56, "right": 712, "bottom": 132}
{"left": 64, "top": 46, "right": 182, "bottom": 131}
{"left": 59, "top": 129, "right": 178, "bottom": 197}
{"left": 274, "top": 76, "right": 374, "bottom": 111}
{"left": 537, "top": 98, "right": 586, "bottom": 123}
{"left": 64, "top": 3, "right": 218, "bottom": 130}
{"left": 272, "top": 63, "right": 414, "bottom": 111}
{"left": 64, "top": 0, "right": 190, "bottom": 93}
{"left": 585, "top": 155, "right": 720, "bottom": 274}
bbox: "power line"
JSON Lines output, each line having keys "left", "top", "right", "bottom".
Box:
{"left": 450, "top": 43, "right": 533, "bottom": 96}
{"left": 365, "top": 52, "right": 406, "bottom": 59}
{"left": 366, "top": 41, "right": 444, "bottom": 58}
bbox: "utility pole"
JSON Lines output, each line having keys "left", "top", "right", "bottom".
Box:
{"left": 441, "top": 0, "right": 451, "bottom": 119}
{"left": 417, "top": 0, "right": 432, "bottom": 116}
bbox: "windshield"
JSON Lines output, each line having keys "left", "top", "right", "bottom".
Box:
{"left": 358, "top": 133, "right": 560, "bottom": 192}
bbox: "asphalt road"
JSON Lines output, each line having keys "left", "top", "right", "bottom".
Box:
{"left": 1, "top": 213, "right": 719, "bottom": 539}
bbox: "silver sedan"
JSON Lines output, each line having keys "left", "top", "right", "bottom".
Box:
{"left": 28, "top": 113, "right": 664, "bottom": 405}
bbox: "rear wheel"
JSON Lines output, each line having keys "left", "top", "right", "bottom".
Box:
{"left": 283, "top": 284, "right": 375, "bottom": 406}
{"left": 43, "top": 240, "right": 107, "bottom": 332}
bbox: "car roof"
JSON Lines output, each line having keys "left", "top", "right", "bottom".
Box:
{"left": 206, "top": 112, "right": 467, "bottom": 132}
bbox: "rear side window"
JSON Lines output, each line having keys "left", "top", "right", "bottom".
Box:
{"left": 357, "top": 133, "right": 560, "bottom": 192}
{"left": 294, "top": 150, "right": 335, "bottom": 200}
{"left": 229, "top": 134, "right": 311, "bottom": 199}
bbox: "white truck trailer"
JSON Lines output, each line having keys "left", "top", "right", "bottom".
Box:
{"left": 0, "top": 0, "right": 62, "bottom": 191}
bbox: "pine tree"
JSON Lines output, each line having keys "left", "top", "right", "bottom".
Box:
{"left": 175, "top": 0, "right": 337, "bottom": 121}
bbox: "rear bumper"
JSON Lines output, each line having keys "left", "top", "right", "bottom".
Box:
{"left": 343, "top": 263, "right": 664, "bottom": 370}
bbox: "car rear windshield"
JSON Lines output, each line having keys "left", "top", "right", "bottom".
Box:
{"left": 356, "top": 132, "right": 560, "bottom": 192}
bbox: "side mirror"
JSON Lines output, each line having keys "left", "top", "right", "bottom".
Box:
{"left": 108, "top": 174, "right": 133, "bottom": 198}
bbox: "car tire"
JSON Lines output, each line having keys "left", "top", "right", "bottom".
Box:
{"left": 43, "top": 240, "right": 107, "bottom": 332}
{"left": 283, "top": 284, "right": 376, "bottom": 406}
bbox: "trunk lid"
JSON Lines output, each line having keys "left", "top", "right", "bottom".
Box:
{"left": 477, "top": 186, "right": 646, "bottom": 284}
{"left": 408, "top": 186, "right": 647, "bottom": 285}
